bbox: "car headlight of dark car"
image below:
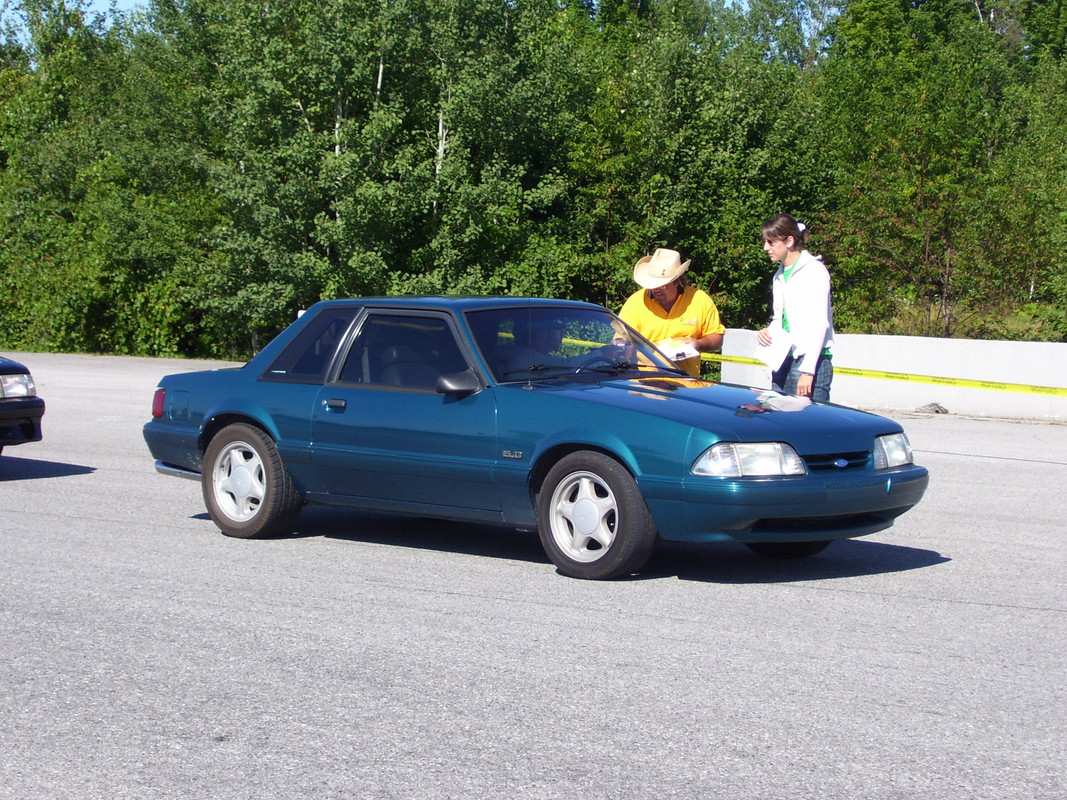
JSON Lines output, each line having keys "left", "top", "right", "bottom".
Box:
{"left": 0, "top": 372, "right": 36, "bottom": 398}
{"left": 692, "top": 442, "right": 807, "bottom": 477}
{"left": 873, "top": 432, "right": 914, "bottom": 469}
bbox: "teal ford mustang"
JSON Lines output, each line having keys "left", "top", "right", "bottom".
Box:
{"left": 143, "top": 297, "right": 928, "bottom": 579}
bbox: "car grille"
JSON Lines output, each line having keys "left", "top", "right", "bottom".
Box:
{"left": 802, "top": 450, "right": 870, "bottom": 472}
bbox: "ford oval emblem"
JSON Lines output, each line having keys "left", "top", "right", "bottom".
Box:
{"left": 833, "top": 458, "right": 848, "bottom": 468}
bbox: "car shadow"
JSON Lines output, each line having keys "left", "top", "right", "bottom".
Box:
{"left": 0, "top": 455, "right": 96, "bottom": 481}
{"left": 286, "top": 506, "right": 550, "bottom": 565}
{"left": 642, "top": 538, "right": 950, "bottom": 584}
{"left": 260, "top": 506, "right": 949, "bottom": 583}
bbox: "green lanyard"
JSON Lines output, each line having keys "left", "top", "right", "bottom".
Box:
{"left": 781, "top": 257, "right": 798, "bottom": 333}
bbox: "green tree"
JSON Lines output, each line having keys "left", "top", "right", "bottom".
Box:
{"left": 820, "top": 0, "right": 1025, "bottom": 336}
{"left": 2, "top": 0, "right": 1063, "bottom": 357}
{"left": 987, "top": 53, "right": 1067, "bottom": 340}
{"left": 0, "top": 0, "right": 228, "bottom": 355}
{"left": 1023, "top": 0, "right": 1067, "bottom": 58}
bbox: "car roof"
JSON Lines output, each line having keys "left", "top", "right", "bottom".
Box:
{"left": 305, "top": 296, "right": 604, "bottom": 314}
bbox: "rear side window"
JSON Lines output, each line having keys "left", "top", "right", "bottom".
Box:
{"left": 261, "top": 308, "right": 358, "bottom": 383}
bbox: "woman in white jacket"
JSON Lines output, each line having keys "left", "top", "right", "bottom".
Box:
{"left": 756, "top": 214, "right": 835, "bottom": 402}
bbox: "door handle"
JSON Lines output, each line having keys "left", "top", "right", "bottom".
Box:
{"left": 324, "top": 398, "right": 347, "bottom": 411}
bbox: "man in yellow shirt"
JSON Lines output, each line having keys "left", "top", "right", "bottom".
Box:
{"left": 618, "top": 248, "right": 725, "bottom": 377}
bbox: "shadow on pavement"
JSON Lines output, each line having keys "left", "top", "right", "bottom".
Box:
{"left": 0, "top": 455, "right": 96, "bottom": 481}
{"left": 290, "top": 505, "right": 551, "bottom": 565}
{"left": 644, "top": 538, "right": 950, "bottom": 584}
{"left": 246, "top": 505, "right": 950, "bottom": 583}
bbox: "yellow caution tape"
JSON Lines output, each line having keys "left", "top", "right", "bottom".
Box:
{"left": 701, "top": 353, "right": 1067, "bottom": 397}
{"left": 706, "top": 354, "right": 766, "bottom": 367}
{"left": 565, "top": 338, "right": 1064, "bottom": 398}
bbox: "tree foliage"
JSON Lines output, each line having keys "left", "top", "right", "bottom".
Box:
{"left": 820, "top": 0, "right": 1028, "bottom": 336}
{"left": 0, "top": 0, "right": 1064, "bottom": 357}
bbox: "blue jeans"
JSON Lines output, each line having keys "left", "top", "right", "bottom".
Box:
{"left": 773, "top": 353, "right": 833, "bottom": 403}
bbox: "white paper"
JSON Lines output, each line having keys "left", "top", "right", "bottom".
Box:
{"left": 654, "top": 338, "right": 700, "bottom": 362}
{"left": 756, "top": 391, "right": 810, "bottom": 412}
{"left": 755, "top": 325, "right": 793, "bottom": 372}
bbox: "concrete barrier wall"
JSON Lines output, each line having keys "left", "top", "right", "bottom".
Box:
{"left": 720, "top": 329, "right": 1067, "bottom": 422}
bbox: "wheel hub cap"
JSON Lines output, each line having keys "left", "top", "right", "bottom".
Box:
{"left": 572, "top": 497, "right": 600, "bottom": 535}
{"left": 229, "top": 465, "right": 252, "bottom": 497}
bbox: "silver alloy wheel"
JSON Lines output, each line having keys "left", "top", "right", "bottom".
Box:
{"left": 210, "top": 439, "right": 266, "bottom": 523}
{"left": 546, "top": 469, "right": 619, "bottom": 564}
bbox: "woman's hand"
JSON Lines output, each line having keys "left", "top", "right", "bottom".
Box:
{"left": 796, "top": 373, "right": 814, "bottom": 397}
{"left": 756, "top": 328, "right": 773, "bottom": 347}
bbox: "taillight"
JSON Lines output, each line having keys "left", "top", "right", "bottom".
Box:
{"left": 151, "top": 388, "right": 166, "bottom": 418}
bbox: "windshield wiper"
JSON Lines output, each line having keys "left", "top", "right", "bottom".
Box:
{"left": 503, "top": 360, "right": 685, "bottom": 381}
{"left": 573, "top": 360, "right": 638, "bottom": 374}
{"left": 577, "top": 360, "right": 690, "bottom": 377}
{"left": 502, "top": 364, "right": 571, "bottom": 379}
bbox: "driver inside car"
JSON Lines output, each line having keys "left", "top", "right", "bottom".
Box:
{"left": 506, "top": 318, "right": 573, "bottom": 374}
{"left": 505, "top": 317, "right": 634, "bottom": 377}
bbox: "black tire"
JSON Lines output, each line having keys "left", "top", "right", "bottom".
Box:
{"left": 536, "top": 451, "right": 657, "bottom": 579}
{"left": 745, "top": 540, "right": 833, "bottom": 559}
{"left": 201, "top": 422, "right": 302, "bottom": 538}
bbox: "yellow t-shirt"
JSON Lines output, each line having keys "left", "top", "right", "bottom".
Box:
{"left": 619, "top": 286, "right": 725, "bottom": 376}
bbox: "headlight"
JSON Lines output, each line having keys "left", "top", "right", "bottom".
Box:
{"left": 0, "top": 373, "right": 36, "bottom": 398}
{"left": 692, "top": 442, "right": 806, "bottom": 477}
{"left": 873, "top": 433, "right": 913, "bottom": 469}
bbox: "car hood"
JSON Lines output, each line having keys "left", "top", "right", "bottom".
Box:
{"left": 512, "top": 375, "right": 902, "bottom": 453}
{"left": 0, "top": 356, "right": 30, "bottom": 375}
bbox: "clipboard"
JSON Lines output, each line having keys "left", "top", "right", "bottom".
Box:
{"left": 654, "top": 338, "right": 700, "bottom": 362}
{"left": 755, "top": 325, "right": 792, "bottom": 372}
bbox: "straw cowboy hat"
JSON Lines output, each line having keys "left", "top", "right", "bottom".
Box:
{"left": 633, "top": 248, "right": 691, "bottom": 289}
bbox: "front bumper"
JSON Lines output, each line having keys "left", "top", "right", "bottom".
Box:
{"left": 644, "top": 465, "right": 931, "bottom": 544}
{"left": 0, "top": 396, "right": 45, "bottom": 448}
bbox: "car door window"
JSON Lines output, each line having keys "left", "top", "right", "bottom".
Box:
{"left": 337, "top": 313, "right": 468, "bottom": 390}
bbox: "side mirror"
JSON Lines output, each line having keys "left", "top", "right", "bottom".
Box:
{"left": 436, "top": 369, "right": 482, "bottom": 398}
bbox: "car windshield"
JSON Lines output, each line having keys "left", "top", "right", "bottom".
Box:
{"left": 465, "top": 305, "right": 686, "bottom": 384}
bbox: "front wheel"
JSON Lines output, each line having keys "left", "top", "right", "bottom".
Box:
{"left": 745, "top": 540, "right": 832, "bottom": 559}
{"left": 537, "top": 451, "right": 657, "bottom": 579}
{"left": 202, "top": 423, "right": 302, "bottom": 538}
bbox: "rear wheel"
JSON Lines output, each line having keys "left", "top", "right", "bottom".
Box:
{"left": 202, "top": 423, "right": 302, "bottom": 538}
{"left": 745, "top": 540, "right": 832, "bottom": 558}
{"left": 537, "top": 451, "right": 657, "bottom": 579}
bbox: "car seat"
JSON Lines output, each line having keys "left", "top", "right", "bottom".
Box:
{"left": 380, "top": 344, "right": 441, "bottom": 389}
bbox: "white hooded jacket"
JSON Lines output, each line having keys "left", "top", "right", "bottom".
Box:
{"left": 770, "top": 250, "right": 835, "bottom": 374}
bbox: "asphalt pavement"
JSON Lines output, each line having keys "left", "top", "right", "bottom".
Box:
{"left": 1, "top": 353, "right": 1064, "bottom": 800}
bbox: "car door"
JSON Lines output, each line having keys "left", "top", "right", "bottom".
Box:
{"left": 309, "top": 310, "right": 502, "bottom": 516}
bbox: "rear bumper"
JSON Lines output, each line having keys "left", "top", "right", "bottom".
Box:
{"left": 144, "top": 421, "right": 202, "bottom": 474}
{"left": 0, "top": 397, "right": 45, "bottom": 447}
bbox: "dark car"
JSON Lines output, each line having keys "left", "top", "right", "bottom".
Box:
{"left": 0, "top": 355, "right": 45, "bottom": 457}
{"left": 144, "top": 297, "right": 929, "bottom": 579}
